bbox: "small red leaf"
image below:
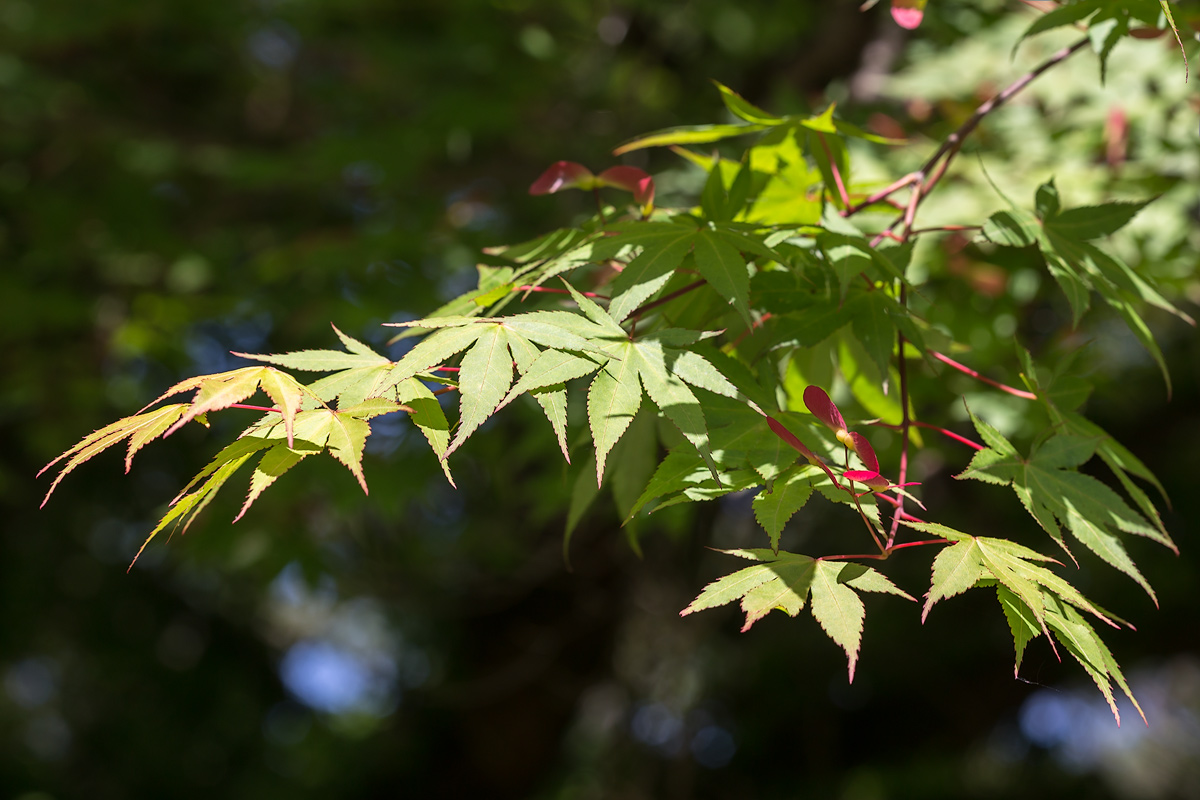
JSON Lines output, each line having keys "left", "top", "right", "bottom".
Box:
{"left": 596, "top": 166, "right": 655, "bottom": 207}
{"left": 890, "top": 0, "right": 926, "bottom": 29}
{"left": 766, "top": 417, "right": 821, "bottom": 465}
{"left": 803, "top": 386, "right": 846, "bottom": 434}
{"left": 529, "top": 161, "right": 594, "bottom": 195}
{"left": 847, "top": 432, "right": 879, "bottom": 472}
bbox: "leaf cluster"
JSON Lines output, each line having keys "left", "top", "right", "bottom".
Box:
{"left": 38, "top": 13, "right": 1194, "bottom": 720}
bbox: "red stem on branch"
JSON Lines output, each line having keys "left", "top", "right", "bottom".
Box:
{"left": 229, "top": 404, "right": 280, "bottom": 413}
{"left": 887, "top": 538, "right": 949, "bottom": 552}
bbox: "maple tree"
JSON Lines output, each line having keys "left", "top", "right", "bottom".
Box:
{"left": 38, "top": 1, "right": 1195, "bottom": 726}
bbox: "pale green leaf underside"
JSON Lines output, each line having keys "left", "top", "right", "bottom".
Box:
{"left": 681, "top": 549, "right": 910, "bottom": 682}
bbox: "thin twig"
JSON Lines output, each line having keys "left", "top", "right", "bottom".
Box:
{"left": 860, "top": 38, "right": 1089, "bottom": 235}
{"left": 917, "top": 38, "right": 1090, "bottom": 199}
{"left": 229, "top": 404, "right": 280, "bottom": 413}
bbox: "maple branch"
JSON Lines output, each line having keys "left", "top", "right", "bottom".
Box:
{"left": 930, "top": 350, "right": 1038, "bottom": 400}
{"left": 866, "top": 37, "right": 1089, "bottom": 244}
{"left": 918, "top": 38, "right": 1089, "bottom": 198}
{"left": 592, "top": 187, "right": 607, "bottom": 226}
{"left": 432, "top": 386, "right": 458, "bottom": 397}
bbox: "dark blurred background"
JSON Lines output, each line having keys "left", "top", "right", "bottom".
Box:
{"left": 3, "top": 1, "right": 1198, "bottom": 798}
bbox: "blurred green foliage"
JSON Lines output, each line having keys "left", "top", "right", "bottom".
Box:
{"left": 3, "top": 1, "right": 1198, "bottom": 798}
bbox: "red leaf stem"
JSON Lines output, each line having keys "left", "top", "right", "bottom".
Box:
{"left": 930, "top": 350, "right": 1037, "bottom": 400}
{"left": 727, "top": 312, "right": 772, "bottom": 350}
{"left": 816, "top": 133, "right": 852, "bottom": 209}
{"left": 516, "top": 285, "right": 609, "bottom": 299}
{"left": 869, "top": 419, "right": 984, "bottom": 451}
{"left": 887, "top": 538, "right": 948, "bottom": 551}
{"left": 229, "top": 404, "right": 281, "bottom": 413}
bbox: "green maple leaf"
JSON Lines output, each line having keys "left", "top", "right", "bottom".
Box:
{"left": 37, "top": 404, "right": 189, "bottom": 507}
{"left": 241, "top": 328, "right": 457, "bottom": 482}
{"left": 606, "top": 222, "right": 699, "bottom": 322}
{"left": 982, "top": 182, "right": 1187, "bottom": 392}
{"left": 382, "top": 310, "right": 610, "bottom": 460}
{"left": 132, "top": 397, "right": 409, "bottom": 566}
{"left": 601, "top": 221, "right": 754, "bottom": 327}
{"left": 752, "top": 466, "right": 815, "bottom": 553}
{"left": 904, "top": 520, "right": 1141, "bottom": 723}
{"left": 956, "top": 409, "right": 1167, "bottom": 602}
{"left": 997, "top": 586, "right": 1144, "bottom": 725}
{"left": 1019, "top": 0, "right": 1175, "bottom": 82}
{"left": 681, "top": 549, "right": 913, "bottom": 681}
{"left": 1015, "top": 346, "right": 1173, "bottom": 545}
{"left": 554, "top": 283, "right": 745, "bottom": 486}
{"left": 39, "top": 365, "right": 313, "bottom": 505}
{"left": 904, "top": 521, "right": 1116, "bottom": 628}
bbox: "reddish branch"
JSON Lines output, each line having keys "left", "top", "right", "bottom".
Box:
{"left": 917, "top": 38, "right": 1090, "bottom": 200}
